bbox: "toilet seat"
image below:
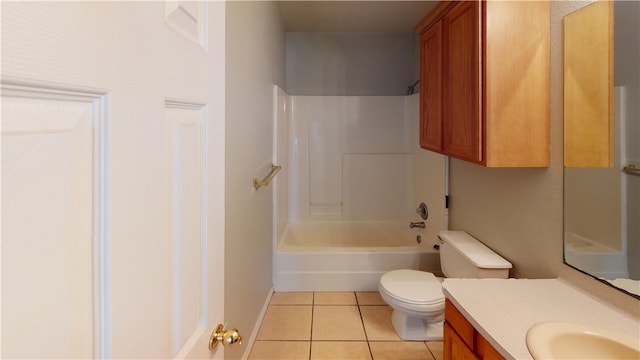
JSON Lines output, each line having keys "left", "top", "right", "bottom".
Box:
{"left": 379, "top": 269, "right": 445, "bottom": 311}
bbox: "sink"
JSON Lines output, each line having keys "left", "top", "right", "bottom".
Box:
{"left": 526, "top": 321, "right": 640, "bottom": 359}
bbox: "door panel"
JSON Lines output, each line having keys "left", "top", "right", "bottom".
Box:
{"left": 166, "top": 101, "right": 207, "bottom": 357}
{"left": 1, "top": 81, "right": 108, "bottom": 359}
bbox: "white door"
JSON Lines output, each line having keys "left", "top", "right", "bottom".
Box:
{"left": 1, "top": 2, "right": 226, "bottom": 359}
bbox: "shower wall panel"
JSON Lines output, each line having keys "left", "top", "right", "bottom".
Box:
{"left": 274, "top": 86, "right": 290, "bottom": 245}
{"left": 288, "top": 96, "right": 411, "bottom": 221}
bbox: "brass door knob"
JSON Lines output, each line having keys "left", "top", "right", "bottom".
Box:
{"left": 209, "top": 324, "right": 242, "bottom": 351}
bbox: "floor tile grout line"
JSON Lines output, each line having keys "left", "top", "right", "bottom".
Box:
{"left": 355, "top": 292, "right": 375, "bottom": 359}
{"left": 308, "top": 292, "right": 315, "bottom": 360}
{"left": 425, "top": 342, "right": 436, "bottom": 360}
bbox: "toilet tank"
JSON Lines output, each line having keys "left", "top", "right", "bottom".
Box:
{"left": 438, "top": 231, "right": 512, "bottom": 278}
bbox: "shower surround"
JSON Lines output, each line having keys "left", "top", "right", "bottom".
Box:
{"left": 272, "top": 86, "right": 446, "bottom": 291}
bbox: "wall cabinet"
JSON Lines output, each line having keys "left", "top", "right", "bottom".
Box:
{"left": 416, "top": 1, "right": 550, "bottom": 167}
{"left": 563, "top": 0, "right": 613, "bottom": 167}
{"left": 444, "top": 299, "right": 505, "bottom": 360}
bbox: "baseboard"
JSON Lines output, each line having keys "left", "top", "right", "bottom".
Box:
{"left": 241, "top": 286, "right": 274, "bottom": 360}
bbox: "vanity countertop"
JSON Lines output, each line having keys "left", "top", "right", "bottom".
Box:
{"left": 442, "top": 278, "right": 640, "bottom": 360}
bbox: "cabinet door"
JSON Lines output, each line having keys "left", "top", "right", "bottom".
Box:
{"left": 564, "top": 0, "right": 613, "bottom": 167}
{"left": 444, "top": 322, "right": 480, "bottom": 360}
{"left": 420, "top": 20, "right": 443, "bottom": 152}
{"left": 443, "top": 0, "right": 482, "bottom": 163}
{"left": 476, "top": 332, "right": 507, "bottom": 360}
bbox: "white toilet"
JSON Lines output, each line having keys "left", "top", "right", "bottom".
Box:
{"left": 378, "top": 230, "right": 512, "bottom": 341}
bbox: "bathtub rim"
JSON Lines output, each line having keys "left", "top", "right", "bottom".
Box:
{"left": 276, "top": 220, "right": 438, "bottom": 254}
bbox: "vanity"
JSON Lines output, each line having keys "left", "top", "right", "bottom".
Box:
{"left": 442, "top": 276, "right": 640, "bottom": 360}
{"left": 444, "top": 298, "right": 504, "bottom": 360}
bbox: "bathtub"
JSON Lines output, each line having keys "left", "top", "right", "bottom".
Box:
{"left": 564, "top": 232, "right": 628, "bottom": 279}
{"left": 273, "top": 221, "right": 441, "bottom": 292}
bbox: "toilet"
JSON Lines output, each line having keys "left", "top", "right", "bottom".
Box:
{"left": 378, "top": 230, "right": 512, "bottom": 341}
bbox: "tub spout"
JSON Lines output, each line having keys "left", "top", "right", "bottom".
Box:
{"left": 409, "top": 222, "right": 425, "bottom": 229}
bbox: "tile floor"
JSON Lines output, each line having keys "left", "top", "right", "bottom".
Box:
{"left": 249, "top": 291, "right": 444, "bottom": 360}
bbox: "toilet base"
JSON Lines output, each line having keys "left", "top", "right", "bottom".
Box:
{"left": 390, "top": 309, "right": 443, "bottom": 341}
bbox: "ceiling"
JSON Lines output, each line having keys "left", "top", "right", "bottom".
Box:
{"left": 276, "top": 1, "right": 439, "bottom": 33}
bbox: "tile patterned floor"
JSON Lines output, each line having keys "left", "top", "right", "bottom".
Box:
{"left": 249, "top": 291, "right": 444, "bottom": 360}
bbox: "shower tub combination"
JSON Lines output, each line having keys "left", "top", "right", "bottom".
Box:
{"left": 271, "top": 88, "right": 445, "bottom": 292}
{"left": 273, "top": 221, "right": 440, "bottom": 292}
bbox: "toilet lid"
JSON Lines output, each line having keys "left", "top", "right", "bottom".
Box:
{"left": 380, "top": 270, "right": 444, "bottom": 305}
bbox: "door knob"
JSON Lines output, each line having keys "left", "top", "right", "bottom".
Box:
{"left": 209, "top": 324, "right": 242, "bottom": 350}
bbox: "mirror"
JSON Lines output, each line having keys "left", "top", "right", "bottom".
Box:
{"left": 564, "top": 0, "right": 640, "bottom": 297}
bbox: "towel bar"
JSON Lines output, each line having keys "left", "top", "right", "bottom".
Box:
{"left": 623, "top": 164, "right": 640, "bottom": 177}
{"left": 253, "top": 164, "right": 282, "bottom": 189}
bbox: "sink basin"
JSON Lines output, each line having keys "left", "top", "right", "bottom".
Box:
{"left": 526, "top": 322, "right": 640, "bottom": 359}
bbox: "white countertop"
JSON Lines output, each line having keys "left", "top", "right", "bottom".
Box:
{"left": 442, "top": 278, "right": 640, "bottom": 360}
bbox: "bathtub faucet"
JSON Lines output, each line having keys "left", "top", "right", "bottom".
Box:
{"left": 409, "top": 221, "right": 425, "bottom": 229}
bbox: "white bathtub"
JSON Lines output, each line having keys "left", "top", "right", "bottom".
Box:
{"left": 273, "top": 221, "right": 441, "bottom": 292}
{"left": 564, "top": 232, "right": 628, "bottom": 279}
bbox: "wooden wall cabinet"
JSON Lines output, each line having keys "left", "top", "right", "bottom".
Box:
{"left": 416, "top": 1, "right": 550, "bottom": 167}
{"left": 444, "top": 299, "right": 505, "bottom": 360}
{"left": 563, "top": 0, "right": 614, "bottom": 167}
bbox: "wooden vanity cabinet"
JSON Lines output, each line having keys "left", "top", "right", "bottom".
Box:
{"left": 416, "top": 0, "right": 550, "bottom": 167}
{"left": 444, "top": 299, "right": 505, "bottom": 360}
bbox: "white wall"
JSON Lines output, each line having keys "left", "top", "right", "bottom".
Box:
{"left": 224, "top": 2, "right": 285, "bottom": 358}
{"left": 286, "top": 32, "right": 419, "bottom": 96}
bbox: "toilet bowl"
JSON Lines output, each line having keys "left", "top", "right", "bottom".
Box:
{"left": 378, "top": 231, "right": 512, "bottom": 341}
{"left": 379, "top": 269, "right": 445, "bottom": 340}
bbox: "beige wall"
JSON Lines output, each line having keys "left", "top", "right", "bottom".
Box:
{"left": 564, "top": 167, "right": 622, "bottom": 251}
{"left": 285, "top": 32, "right": 419, "bottom": 95}
{"left": 449, "top": 1, "right": 589, "bottom": 279}
{"left": 224, "top": 2, "right": 285, "bottom": 358}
